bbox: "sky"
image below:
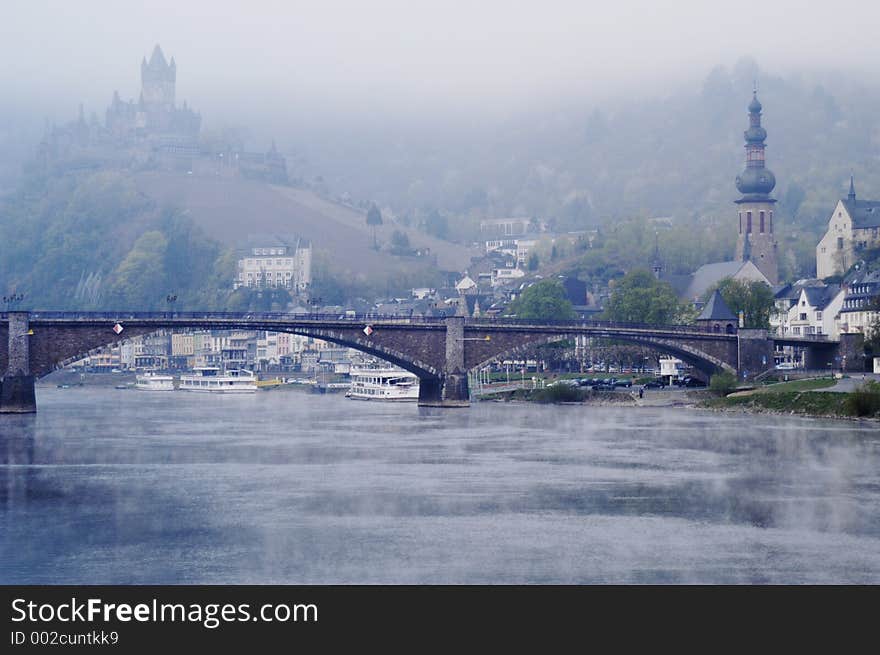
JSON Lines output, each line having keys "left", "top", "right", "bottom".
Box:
{"left": 3, "top": 0, "right": 879, "bottom": 136}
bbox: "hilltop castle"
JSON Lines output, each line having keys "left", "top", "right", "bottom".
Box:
{"left": 38, "top": 45, "right": 287, "bottom": 183}
{"left": 103, "top": 45, "right": 201, "bottom": 152}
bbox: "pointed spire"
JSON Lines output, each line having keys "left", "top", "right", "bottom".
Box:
{"left": 148, "top": 44, "right": 167, "bottom": 68}
{"left": 848, "top": 174, "right": 856, "bottom": 203}
{"left": 651, "top": 231, "right": 663, "bottom": 280}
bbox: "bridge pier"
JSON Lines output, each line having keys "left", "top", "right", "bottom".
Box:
{"left": 1, "top": 312, "right": 36, "bottom": 414}
{"left": 417, "top": 316, "right": 470, "bottom": 407}
{"left": 736, "top": 329, "right": 774, "bottom": 382}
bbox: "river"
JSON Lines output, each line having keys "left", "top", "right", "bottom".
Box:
{"left": 2, "top": 387, "right": 879, "bottom": 584}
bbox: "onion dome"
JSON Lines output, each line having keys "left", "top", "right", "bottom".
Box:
{"left": 736, "top": 167, "right": 776, "bottom": 195}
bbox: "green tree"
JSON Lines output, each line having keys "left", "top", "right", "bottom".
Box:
{"left": 390, "top": 229, "right": 411, "bottom": 254}
{"left": 527, "top": 252, "right": 540, "bottom": 271}
{"left": 506, "top": 279, "right": 575, "bottom": 320}
{"left": 709, "top": 371, "right": 737, "bottom": 396}
{"left": 604, "top": 270, "right": 685, "bottom": 324}
{"left": 711, "top": 278, "right": 775, "bottom": 329}
{"left": 366, "top": 203, "right": 383, "bottom": 249}
{"left": 106, "top": 231, "right": 169, "bottom": 308}
{"left": 424, "top": 209, "right": 449, "bottom": 240}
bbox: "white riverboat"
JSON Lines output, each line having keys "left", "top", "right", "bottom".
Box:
{"left": 178, "top": 367, "right": 257, "bottom": 394}
{"left": 134, "top": 373, "right": 175, "bottom": 391}
{"left": 346, "top": 366, "right": 419, "bottom": 401}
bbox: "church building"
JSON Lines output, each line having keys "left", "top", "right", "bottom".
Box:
{"left": 815, "top": 177, "right": 880, "bottom": 279}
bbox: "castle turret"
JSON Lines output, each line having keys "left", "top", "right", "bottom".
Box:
{"left": 141, "top": 44, "right": 176, "bottom": 111}
{"left": 734, "top": 89, "right": 778, "bottom": 284}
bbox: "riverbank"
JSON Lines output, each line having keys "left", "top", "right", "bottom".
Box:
{"left": 483, "top": 378, "right": 880, "bottom": 421}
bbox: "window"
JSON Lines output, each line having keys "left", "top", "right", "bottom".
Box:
{"left": 769, "top": 211, "right": 773, "bottom": 233}
{"left": 747, "top": 211, "right": 752, "bottom": 233}
{"left": 739, "top": 212, "right": 742, "bottom": 234}
{"left": 759, "top": 211, "right": 765, "bottom": 233}
{"left": 816, "top": 311, "right": 823, "bottom": 321}
{"left": 800, "top": 313, "right": 807, "bottom": 321}
{"left": 838, "top": 237, "right": 844, "bottom": 250}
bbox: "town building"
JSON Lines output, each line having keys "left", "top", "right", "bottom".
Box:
{"left": 815, "top": 178, "right": 880, "bottom": 279}
{"left": 235, "top": 242, "right": 312, "bottom": 294}
{"left": 838, "top": 270, "right": 880, "bottom": 336}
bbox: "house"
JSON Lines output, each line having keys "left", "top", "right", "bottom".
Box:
{"left": 816, "top": 178, "right": 880, "bottom": 278}
{"left": 838, "top": 269, "right": 880, "bottom": 336}
{"left": 778, "top": 285, "right": 844, "bottom": 338}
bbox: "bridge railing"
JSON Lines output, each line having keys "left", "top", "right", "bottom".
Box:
{"left": 14, "top": 311, "right": 450, "bottom": 324}
{"left": 3, "top": 311, "right": 734, "bottom": 334}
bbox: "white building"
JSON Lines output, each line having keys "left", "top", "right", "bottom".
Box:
{"left": 777, "top": 285, "right": 844, "bottom": 338}
{"left": 816, "top": 179, "right": 880, "bottom": 279}
{"left": 235, "top": 243, "right": 311, "bottom": 294}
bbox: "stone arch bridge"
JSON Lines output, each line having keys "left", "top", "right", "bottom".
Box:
{"left": 0, "top": 311, "right": 859, "bottom": 412}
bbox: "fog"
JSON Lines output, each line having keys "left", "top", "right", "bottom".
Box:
{"left": 5, "top": 0, "right": 880, "bottom": 128}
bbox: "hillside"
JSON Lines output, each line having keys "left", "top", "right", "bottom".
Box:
{"left": 134, "top": 172, "right": 479, "bottom": 277}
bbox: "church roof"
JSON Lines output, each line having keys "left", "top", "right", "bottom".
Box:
{"left": 683, "top": 260, "right": 771, "bottom": 301}
{"left": 843, "top": 199, "right": 880, "bottom": 229}
{"left": 697, "top": 290, "right": 737, "bottom": 321}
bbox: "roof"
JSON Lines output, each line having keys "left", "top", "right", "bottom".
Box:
{"left": 455, "top": 275, "right": 477, "bottom": 291}
{"left": 801, "top": 285, "right": 841, "bottom": 310}
{"left": 697, "top": 290, "right": 737, "bottom": 321}
{"left": 774, "top": 278, "right": 825, "bottom": 301}
{"left": 843, "top": 199, "right": 880, "bottom": 229}
{"left": 683, "top": 261, "right": 743, "bottom": 300}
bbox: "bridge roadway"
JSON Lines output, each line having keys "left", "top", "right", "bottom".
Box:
{"left": 0, "top": 311, "right": 860, "bottom": 413}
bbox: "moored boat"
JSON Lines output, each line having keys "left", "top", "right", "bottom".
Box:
{"left": 347, "top": 366, "right": 419, "bottom": 401}
{"left": 135, "top": 373, "right": 175, "bottom": 391}
{"left": 178, "top": 367, "right": 257, "bottom": 393}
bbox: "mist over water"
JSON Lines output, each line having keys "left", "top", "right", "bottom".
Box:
{"left": 2, "top": 388, "right": 879, "bottom": 584}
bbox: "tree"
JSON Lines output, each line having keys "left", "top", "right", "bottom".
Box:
{"left": 709, "top": 371, "right": 737, "bottom": 396}
{"left": 711, "top": 278, "right": 775, "bottom": 329}
{"left": 390, "top": 229, "right": 411, "bottom": 254}
{"left": 604, "top": 270, "right": 685, "bottom": 324}
{"left": 506, "top": 279, "right": 575, "bottom": 320}
{"left": 366, "top": 203, "right": 383, "bottom": 249}
{"left": 527, "top": 252, "right": 540, "bottom": 271}
{"left": 424, "top": 209, "right": 449, "bottom": 240}
{"left": 106, "top": 231, "right": 169, "bottom": 309}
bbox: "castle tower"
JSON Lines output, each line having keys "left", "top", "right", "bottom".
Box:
{"left": 140, "top": 44, "right": 176, "bottom": 111}
{"left": 734, "top": 90, "right": 778, "bottom": 284}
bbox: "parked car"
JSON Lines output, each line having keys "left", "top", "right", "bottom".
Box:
{"left": 591, "top": 382, "right": 615, "bottom": 391}
{"left": 612, "top": 379, "right": 632, "bottom": 388}
{"left": 643, "top": 379, "right": 665, "bottom": 389}
{"left": 682, "top": 377, "right": 705, "bottom": 388}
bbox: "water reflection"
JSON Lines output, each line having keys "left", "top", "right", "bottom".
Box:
{"left": 1, "top": 387, "right": 879, "bottom": 583}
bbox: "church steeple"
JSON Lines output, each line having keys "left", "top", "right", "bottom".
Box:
{"left": 848, "top": 175, "right": 856, "bottom": 203}
{"left": 734, "top": 89, "right": 779, "bottom": 285}
{"left": 735, "top": 90, "right": 776, "bottom": 201}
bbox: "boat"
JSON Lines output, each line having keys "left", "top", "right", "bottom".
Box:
{"left": 178, "top": 367, "right": 257, "bottom": 393}
{"left": 346, "top": 366, "right": 419, "bottom": 401}
{"left": 135, "top": 373, "right": 175, "bottom": 391}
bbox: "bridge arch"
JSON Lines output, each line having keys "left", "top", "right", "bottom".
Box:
{"left": 467, "top": 331, "right": 736, "bottom": 378}
{"left": 34, "top": 324, "right": 442, "bottom": 381}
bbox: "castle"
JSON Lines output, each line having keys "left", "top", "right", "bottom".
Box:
{"left": 38, "top": 45, "right": 287, "bottom": 183}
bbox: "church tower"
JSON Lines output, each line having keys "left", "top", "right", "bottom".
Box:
{"left": 140, "top": 44, "right": 176, "bottom": 111}
{"left": 734, "top": 90, "right": 778, "bottom": 284}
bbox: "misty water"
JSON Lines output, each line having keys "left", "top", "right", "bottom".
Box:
{"left": 2, "top": 387, "right": 880, "bottom": 584}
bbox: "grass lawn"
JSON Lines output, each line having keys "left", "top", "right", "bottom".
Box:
{"left": 758, "top": 378, "right": 837, "bottom": 393}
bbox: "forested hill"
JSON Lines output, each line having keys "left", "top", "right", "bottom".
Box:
{"left": 299, "top": 59, "right": 880, "bottom": 276}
